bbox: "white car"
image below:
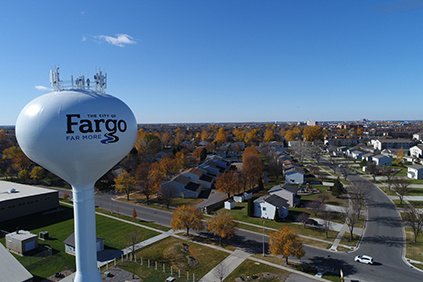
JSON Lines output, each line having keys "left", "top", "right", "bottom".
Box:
{"left": 354, "top": 255, "right": 374, "bottom": 265}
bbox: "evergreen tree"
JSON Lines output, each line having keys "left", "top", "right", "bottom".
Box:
{"left": 200, "top": 147, "right": 207, "bottom": 162}
{"left": 332, "top": 177, "right": 345, "bottom": 197}
{"left": 247, "top": 198, "right": 254, "bottom": 217}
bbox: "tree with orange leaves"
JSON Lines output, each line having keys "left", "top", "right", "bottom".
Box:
{"left": 170, "top": 205, "right": 204, "bottom": 236}
{"left": 114, "top": 171, "right": 137, "bottom": 201}
{"left": 268, "top": 226, "right": 305, "bottom": 264}
{"left": 215, "top": 170, "right": 239, "bottom": 199}
{"left": 135, "top": 162, "right": 163, "bottom": 204}
{"left": 303, "top": 125, "right": 323, "bottom": 141}
{"left": 207, "top": 212, "right": 237, "bottom": 245}
{"left": 213, "top": 127, "right": 227, "bottom": 146}
{"left": 242, "top": 146, "right": 263, "bottom": 190}
{"left": 263, "top": 129, "right": 274, "bottom": 142}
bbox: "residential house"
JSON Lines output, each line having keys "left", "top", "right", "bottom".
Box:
{"left": 284, "top": 166, "right": 305, "bottom": 184}
{"left": 410, "top": 144, "right": 423, "bottom": 158}
{"left": 413, "top": 132, "right": 423, "bottom": 142}
{"left": 350, "top": 150, "right": 365, "bottom": 160}
{"left": 253, "top": 195, "right": 289, "bottom": 220}
{"left": 269, "top": 183, "right": 300, "bottom": 207}
{"left": 64, "top": 233, "right": 104, "bottom": 256}
{"left": 372, "top": 155, "right": 392, "bottom": 166}
{"left": 408, "top": 164, "right": 423, "bottom": 179}
{"left": 373, "top": 139, "right": 414, "bottom": 151}
{"left": 362, "top": 153, "right": 374, "bottom": 162}
{"left": 161, "top": 175, "right": 204, "bottom": 198}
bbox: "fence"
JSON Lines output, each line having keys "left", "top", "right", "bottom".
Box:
{"left": 99, "top": 253, "right": 197, "bottom": 282}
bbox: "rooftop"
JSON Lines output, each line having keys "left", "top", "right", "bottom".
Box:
{"left": 0, "top": 181, "right": 57, "bottom": 202}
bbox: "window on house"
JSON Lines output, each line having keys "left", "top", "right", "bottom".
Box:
{"left": 262, "top": 207, "right": 266, "bottom": 211}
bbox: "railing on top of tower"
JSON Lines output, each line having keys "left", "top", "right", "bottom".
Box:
{"left": 49, "top": 67, "right": 107, "bottom": 93}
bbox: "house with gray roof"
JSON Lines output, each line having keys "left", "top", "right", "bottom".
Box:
{"left": 284, "top": 166, "right": 305, "bottom": 184}
{"left": 408, "top": 164, "right": 423, "bottom": 179}
{"left": 269, "top": 183, "right": 300, "bottom": 207}
{"left": 253, "top": 194, "right": 289, "bottom": 220}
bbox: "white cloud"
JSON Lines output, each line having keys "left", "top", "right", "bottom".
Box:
{"left": 95, "top": 34, "right": 136, "bottom": 47}
{"left": 35, "top": 85, "right": 50, "bottom": 91}
{"left": 82, "top": 36, "right": 87, "bottom": 42}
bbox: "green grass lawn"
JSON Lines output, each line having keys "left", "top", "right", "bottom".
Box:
{"left": 131, "top": 236, "right": 228, "bottom": 279}
{"left": 215, "top": 202, "right": 339, "bottom": 244}
{"left": 0, "top": 204, "right": 160, "bottom": 280}
{"left": 224, "top": 259, "right": 290, "bottom": 281}
{"left": 405, "top": 227, "right": 423, "bottom": 263}
{"left": 95, "top": 207, "right": 170, "bottom": 232}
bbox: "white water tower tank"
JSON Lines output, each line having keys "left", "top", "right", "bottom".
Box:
{"left": 16, "top": 69, "right": 137, "bottom": 282}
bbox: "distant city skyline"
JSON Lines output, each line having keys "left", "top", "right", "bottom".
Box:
{"left": 1, "top": 1, "right": 423, "bottom": 125}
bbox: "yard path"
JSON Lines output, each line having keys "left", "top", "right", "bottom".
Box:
{"left": 199, "top": 248, "right": 251, "bottom": 282}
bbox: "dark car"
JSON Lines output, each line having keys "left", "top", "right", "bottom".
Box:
{"left": 306, "top": 219, "right": 319, "bottom": 226}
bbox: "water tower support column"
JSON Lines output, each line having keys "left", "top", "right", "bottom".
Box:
{"left": 72, "top": 186, "right": 102, "bottom": 282}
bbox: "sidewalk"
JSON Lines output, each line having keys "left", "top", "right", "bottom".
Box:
{"left": 199, "top": 248, "right": 251, "bottom": 282}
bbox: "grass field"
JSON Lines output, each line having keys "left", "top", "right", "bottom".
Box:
{"left": 130, "top": 236, "right": 229, "bottom": 279}
{"left": 225, "top": 259, "right": 290, "bottom": 281}
{"left": 405, "top": 227, "right": 423, "bottom": 263}
{"left": 0, "top": 204, "right": 160, "bottom": 280}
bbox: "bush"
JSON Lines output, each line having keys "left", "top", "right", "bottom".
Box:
{"left": 63, "top": 193, "right": 70, "bottom": 200}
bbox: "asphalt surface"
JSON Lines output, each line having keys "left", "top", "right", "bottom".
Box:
{"left": 52, "top": 161, "right": 423, "bottom": 282}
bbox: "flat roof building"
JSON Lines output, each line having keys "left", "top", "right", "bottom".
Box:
{"left": 0, "top": 242, "right": 33, "bottom": 282}
{"left": 0, "top": 181, "right": 59, "bottom": 223}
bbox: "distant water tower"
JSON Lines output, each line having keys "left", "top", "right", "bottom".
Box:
{"left": 16, "top": 68, "right": 137, "bottom": 282}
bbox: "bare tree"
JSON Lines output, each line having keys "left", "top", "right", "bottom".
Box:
{"left": 346, "top": 182, "right": 368, "bottom": 241}
{"left": 402, "top": 209, "right": 423, "bottom": 243}
{"left": 317, "top": 194, "right": 329, "bottom": 204}
{"left": 128, "top": 230, "right": 142, "bottom": 260}
{"left": 267, "top": 156, "right": 281, "bottom": 179}
{"left": 308, "top": 201, "right": 323, "bottom": 216}
{"left": 157, "top": 184, "right": 178, "bottom": 209}
{"left": 308, "top": 144, "right": 322, "bottom": 163}
{"left": 297, "top": 213, "right": 310, "bottom": 228}
{"left": 291, "top": 141, "right": 308, "bottom": 164}
{"left": 381, "top": 165, "right": 396, "bottom": 192}
{"left": 366, "top": 161, "right": 378, "bottom": 181}
{"left": 320, "top": 209, "right": 333, "bottom": 239}
{"left": 214, "top": 262, "right": 229, "bottom": 282}
{"left": 392, "top": 177, "right": 411, "bottom": 205}
{"left": 339, "top": 162, "right": 351, "bottom": 181}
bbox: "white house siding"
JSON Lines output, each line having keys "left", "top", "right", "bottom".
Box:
{"left": 253, "top": 201, "right": 276, "bottom": 220}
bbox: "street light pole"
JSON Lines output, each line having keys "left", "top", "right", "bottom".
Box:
{"left": 111, "top": 193, "right": 113, "bottom": 214}
{"left": 262, "top": 220, "right": 265, "bottom": 256}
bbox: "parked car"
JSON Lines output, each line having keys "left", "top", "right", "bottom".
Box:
{"left": 306, "top": 219, "right": 319, "bottom": 226}
{"left": 354, "top": 255, "right": 374, "bottom": 265}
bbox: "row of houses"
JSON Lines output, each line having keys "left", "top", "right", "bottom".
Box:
{"left": 341, "top": 147, "right": 392, "bottom": 166}
{"left": 161, "top": 156, "right": 229, "bottom": 198}
{"left": 273, "top": 150, "right": 306, "bottom": 184}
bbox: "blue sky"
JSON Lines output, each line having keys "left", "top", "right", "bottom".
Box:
{"left": 1, "top": 0, "right": 423, "bottom": 125}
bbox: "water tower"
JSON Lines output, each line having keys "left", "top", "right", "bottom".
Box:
{"left": 16, "top": 68, "right": 137, "bottom": 282}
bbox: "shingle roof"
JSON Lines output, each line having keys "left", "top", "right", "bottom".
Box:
{"left": 409, "top": 164, "right": 423, "bottom": 170}
{"left": 64, "top": 233, "right": 104, "bottom": 248}
{"left": 185, "top": 182, "right": 202, "bottom": 192}
{"left": 200, "top": 174, "right": 214, "bottom": 182}
{"left": 263, "top": 195, "right": 289, "bottom": 208}
{"left": 173, "top": 175, "right": 191, "bottom": 186}
{"left": 269, "top": 183, "right": 298, "bottom": 194}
